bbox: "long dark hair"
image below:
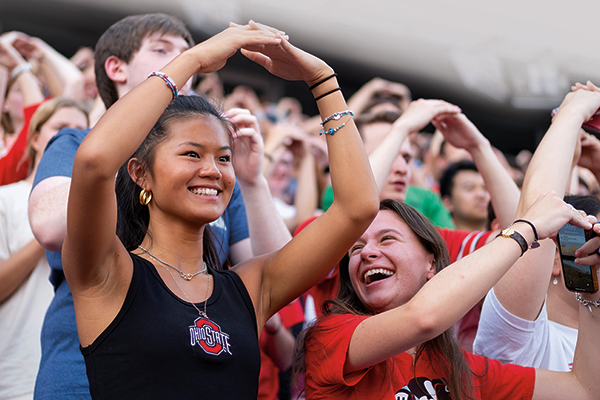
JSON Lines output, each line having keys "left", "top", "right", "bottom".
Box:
{"left": 115, "top": 95, "right": 234, "bottom": 270}
{"left": 294, "top": 199, "right": 480, "bottom": 400}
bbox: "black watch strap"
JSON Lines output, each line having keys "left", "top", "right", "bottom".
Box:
{"left": 496, "top": 227, "right": 528, "bottom": 256}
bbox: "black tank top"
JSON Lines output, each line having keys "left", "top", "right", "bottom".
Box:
{"left": 81, "top": 253, "right": 260, "bottom": 399}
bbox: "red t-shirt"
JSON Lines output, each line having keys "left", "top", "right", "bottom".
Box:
{"left": 257, "top": 299, "right": 304, "bottom": 400}
{"left": 0, "top": 103, "right": 41, "bottom": 186}
{"left": 305, "top": 314, "right": 535, "bottom": 400}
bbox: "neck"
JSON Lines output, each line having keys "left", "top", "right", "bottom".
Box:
{"left": 546, "top": 279, "right": 579, "bottom": 329}
{"left": 452, "top": 217, "right": 487, "bottom": 232}
{"left": 138, "top": 218, "right": 207, "bottom": 274}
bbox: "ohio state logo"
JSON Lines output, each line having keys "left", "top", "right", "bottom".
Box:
{"left": 189, "top": 317, "right": 232, "bottom": 356}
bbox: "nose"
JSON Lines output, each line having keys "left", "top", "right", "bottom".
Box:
{"left": 360, "top": 241, "right": 381, "bottom": 262}
{"left": 198, "top": 157, "right": 222, "bottom": 179}
{"left": 391, "top": 156, "right": 408, "bottom": 176}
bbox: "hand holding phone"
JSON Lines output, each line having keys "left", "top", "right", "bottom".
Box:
{"left": 557, "top": 223, "right": 599, "bottom": 293}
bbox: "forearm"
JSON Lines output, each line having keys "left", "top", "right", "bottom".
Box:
{"left": 78, "top": 51, "right": 197, "bottom": 178}
{"left": 263, "top": 319, "right": 296, "bottom": 370}
{"left": 238, "top": 175, "right": 292, "bottom": 255}
{"left": 317, "top": 81, "right": 378, "bottom": 220}
{"left": 469, "top": 140, "right": 520, "bottom": 228}
{"left": 37, "top": 42, "right": 85, "bottom": 99}
{"left": 349, "top": 233, "right": 528, "bottom": 372}
{"left": 0, "top": 239, "right": 45, "bottom": 304}
{"left": 494, "top": 108, "right": 583, "bottom": 319}
{"left": 369, "top": 123, "right": 410, "bottom": 192}
{"left": 517, "top": 115, "right": 582, "bottom": 216}
{"left": 14, "top": 70, "right": 44, "bottom": 106}
{"left": 288, "top": 152, "right": 318, "bottom": 231}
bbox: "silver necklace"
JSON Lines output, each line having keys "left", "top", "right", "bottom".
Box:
{"left": 164, "top": 266, "right": 210, "bottom": 319}
{"left": 138, "top": 245, "right": 207, "bottom": 281}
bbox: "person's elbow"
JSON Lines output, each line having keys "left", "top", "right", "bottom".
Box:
{"left": 29, "top": 210, "right": 66, "bottom": 252}
{"left": 28, "top": 178, "right": 69, "bottom": 252}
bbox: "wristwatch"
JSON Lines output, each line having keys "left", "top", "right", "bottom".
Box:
{"left": 497, "top": 227, "right": 528, "bottom": 256}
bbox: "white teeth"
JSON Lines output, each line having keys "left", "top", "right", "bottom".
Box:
{"left": 363, "top": 268, "right": 394, "bottom": 283}
{"left": 190, "top": 188, "right": 218, "bottom": 196}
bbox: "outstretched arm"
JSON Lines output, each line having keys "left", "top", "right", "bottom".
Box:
{"left": 345, "top": 192, "right": 590, "bottom": 373}
{"left": 12, "top": 33, "right": 85, "bottom": 100}
{"left": 433, "top": 113, "right": 520, "bottom": 229}
{"left": 236, "top": 30, "right": 379, "bottom": 326}
{"left": 492, "top": 86, "right": 600, "bottom": 321}
{"left": 62, "top": 23, "right": 285, "bottom": 343}
{"left": 226, "top": 108, "right": 292, "bottom": 262}
{"left": 369, "top": 99, "right": 461, "bottom": 191}
{"left": 532, "top": 223, "right": 600, "bottom": 400}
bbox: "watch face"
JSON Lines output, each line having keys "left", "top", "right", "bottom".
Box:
{"left": 503, "top": 228, "right": 515, "bottom": 237}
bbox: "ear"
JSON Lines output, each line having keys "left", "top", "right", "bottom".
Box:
{"left": 29, "top": 131, "right": 42, "bottom": 152}
{"left": 104, "top": 55, "right": 128, "bottom": 84}
{"left": 552, "top": 249, "right": 562, "bottom": 277}
{"left": 425, "top": 254, "right": 436, "bottom": 281}
{"left": 442, "top": 196, "right": 453, "bottom": 214}
{"left": 127, "top": 158, "right": 148, "bottom": 189}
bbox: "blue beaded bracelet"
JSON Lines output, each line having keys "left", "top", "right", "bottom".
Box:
{"left": 148, "top": 71, "right": 178, "bottom": 101}
{"left": 319, "top": 120, "right": 348, "bottom": 136}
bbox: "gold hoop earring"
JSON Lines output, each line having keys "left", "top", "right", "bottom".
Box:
{"left": 139, "top": 189, "right": 152, "bottom": 205}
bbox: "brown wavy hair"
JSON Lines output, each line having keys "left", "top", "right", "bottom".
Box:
{"left": 294, "top": 199, "right": 483, "bottom": 400}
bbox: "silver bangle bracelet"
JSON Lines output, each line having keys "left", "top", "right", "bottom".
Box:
{"left": 10, "top": 63, "right": 33, "bottom": 80}
{"left": 575, "top": 293, "right": 600, "bottom": 317}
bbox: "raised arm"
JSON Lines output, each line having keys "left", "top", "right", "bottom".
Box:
{"left": 12, "top": 33, "right": 85, "bottom": 100}
{"left": 345, "top": 192, "right": 590, "bottom": 373}
{"left": 492, "top": 87, "right": 600, "bottom": 321}
{"left": 61, "top": 24, "right": 285, "bottom": 340}
{"left": 432, "top": 113, "right": 520, "bottom": 229}
{"left": 225, "top": 107, "right": 292, "bottom": 263}
{"left": 369, "top": 99, "right": 461, "bottom": 191}
{"left": 532, "top": 224, "right": 600, "bottom": 400}
{"left": 236, "top": 31, "right": 379, "bottom": 324}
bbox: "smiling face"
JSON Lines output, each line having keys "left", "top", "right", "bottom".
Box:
{"left": 348, "top": 209, "right": 436, "bottom": 313}
{"left": 141, "top": 115, "right": 235, "bottom": 227}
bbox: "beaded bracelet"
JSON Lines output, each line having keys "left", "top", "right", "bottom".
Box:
{"left": 319, "top": 120, "right": 348, "bottom": 136}
{"left": 309, "top": 73, "right": 337, "bottom": 91}
{"left": 148, "top": 71, "right": 178, "bottom": 101}
{"left": 321, "top": 110, "right": 354, "bottom": 126}
{"left": 575, "top": 293, "right": 600, "bottom": 317}
{"left": 315, "top": 88, "right": 341, "bottom": 102}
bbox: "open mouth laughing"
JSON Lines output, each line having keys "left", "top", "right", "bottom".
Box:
{"left": 363, "top": 268, "right": 395, "bottom": 285}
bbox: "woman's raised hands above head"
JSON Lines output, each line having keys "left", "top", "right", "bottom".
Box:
{"left": 240, "top": 22, "right": 333, "bottom": 86}
{"left": 191, "top": 21, "right": 285, "bottom": 74}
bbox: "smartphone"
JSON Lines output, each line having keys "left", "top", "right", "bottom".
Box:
{"left": 556, "top": 223, "right": 599, "bottom": 293}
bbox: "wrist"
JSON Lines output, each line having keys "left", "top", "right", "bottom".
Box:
{"left": 10, "top": 63, "right": 32, "bottom": 80}
{"left": 305, "top": 67, "right": 335, "bottom": 89}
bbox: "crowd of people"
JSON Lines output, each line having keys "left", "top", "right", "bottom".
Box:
{"left": 2, "top": 11, "right": 600, "bottom": 400}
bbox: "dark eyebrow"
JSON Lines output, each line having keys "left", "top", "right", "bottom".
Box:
{"left": 178, "top": 141, "right": 231, "bottom": 152}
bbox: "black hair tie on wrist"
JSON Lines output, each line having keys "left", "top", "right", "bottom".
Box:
{"left": 513, "top": 219, "right": 539, "bottom": 248}
{"left": 309, "top": 73, "right": 337, "bottom": 91}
